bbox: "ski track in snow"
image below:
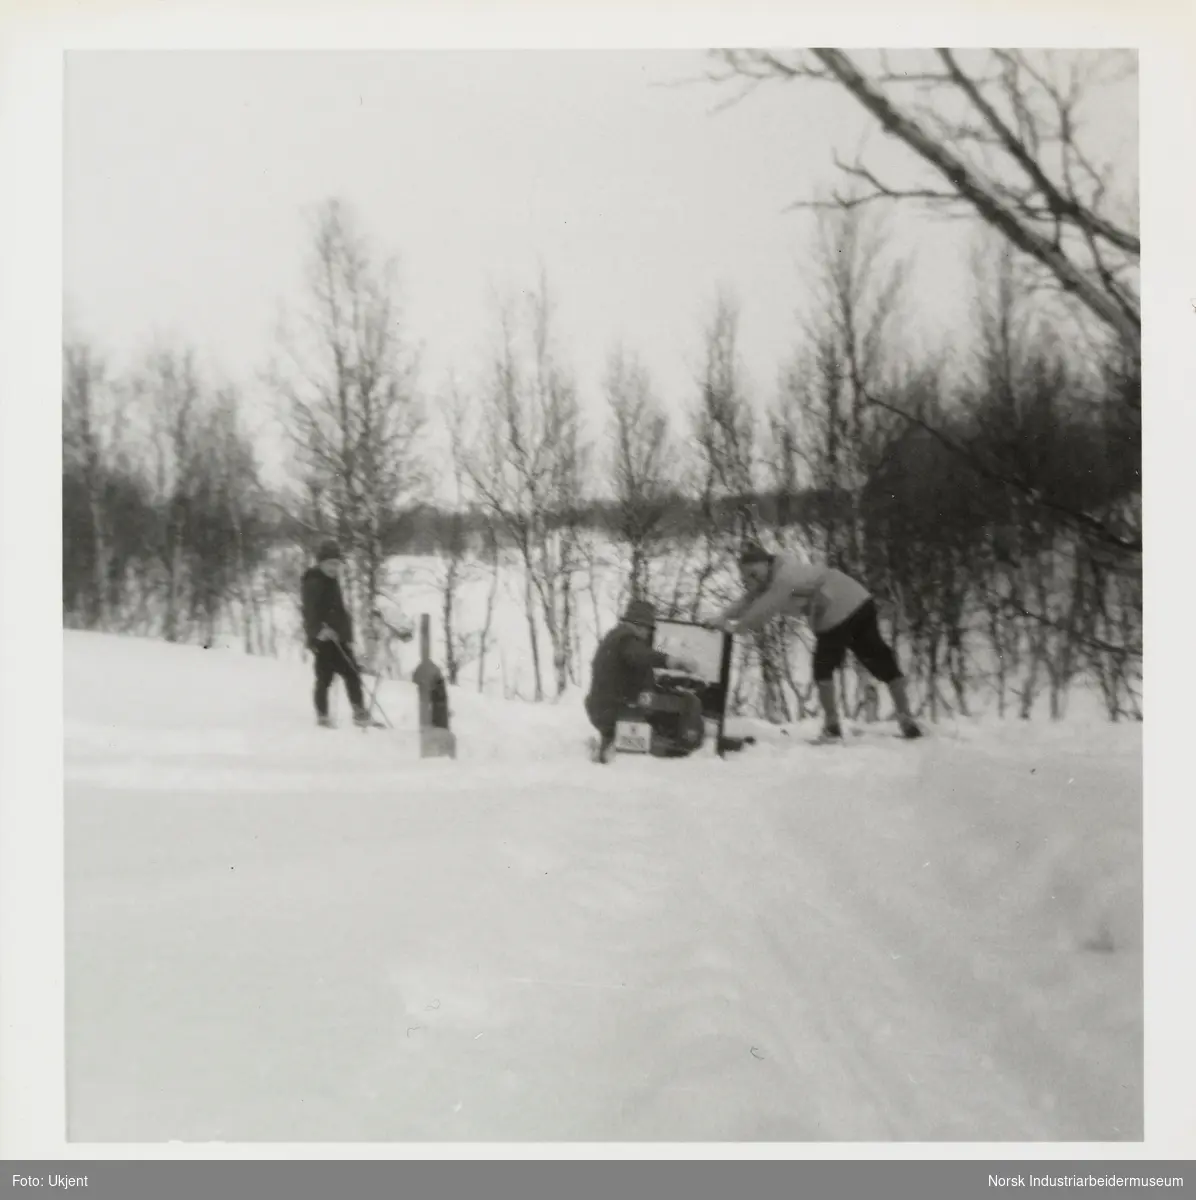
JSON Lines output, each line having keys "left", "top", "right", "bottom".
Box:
{"left": 63, "top": 632, "right": 1142, "bottom": 1142}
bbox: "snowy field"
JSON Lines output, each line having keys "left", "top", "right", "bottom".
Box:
{"left": 64, "top": 629, "right": 1142, "bottom": 1142}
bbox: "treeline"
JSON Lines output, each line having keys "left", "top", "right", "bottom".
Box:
{"left": 370, "top": 489, "right": 902, "bottom": 555}
{"left": 62, "top": 202, "right": 1141, "bottom": 721}
{"left": 62, "top": 342, "right": 283, "bottom": 652}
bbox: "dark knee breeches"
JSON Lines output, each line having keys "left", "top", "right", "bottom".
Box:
{"left": 812, "top": 599, "right": 901, "bottom": 684}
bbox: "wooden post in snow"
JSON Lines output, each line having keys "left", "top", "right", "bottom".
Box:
{"left": 412, "top": 613, "right": 456, "bottom": 759}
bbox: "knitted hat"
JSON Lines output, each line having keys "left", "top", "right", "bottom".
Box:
{"left": 737, "top": 541, "right": 773, "bottom": 566}
{"left": 316, "top": 539, "right": 342, "bottom": 563}
{"left": 621, "top": 598, "right": 657, "bottom": 629}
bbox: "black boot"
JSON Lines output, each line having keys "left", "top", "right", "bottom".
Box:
{"left": 816, "top": 680, "right": 842, "bottom": 743}
{"left": 888, "top": 679, "right": 923, "bottom": 738}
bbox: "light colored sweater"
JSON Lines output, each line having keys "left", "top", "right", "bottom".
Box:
{"left": 720, "top": 553, "right": 871, "bottom": 635}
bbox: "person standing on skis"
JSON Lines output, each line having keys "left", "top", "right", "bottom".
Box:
{"left": 713, "top": 542, "right": 922, "bottom": 741}
{"left": 585, "top": 598, "right": 700, "bottom": 763}
{"left": 300, "top": 540, "right": 371, "bottom": 728}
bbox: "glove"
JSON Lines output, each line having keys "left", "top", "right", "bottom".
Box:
{"left": 317, "top": 626, "right": 338, "bottom": 642}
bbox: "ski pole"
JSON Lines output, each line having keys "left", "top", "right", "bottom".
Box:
{"left": 352, "top": 632, "right": 396, "bottom": 729}
{"left": 330, "top": 634, "right": 392, "bottom": 730}
{"left": 362, "top": 666, "right": 393, "bottom": 729}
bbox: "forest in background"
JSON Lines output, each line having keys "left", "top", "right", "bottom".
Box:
{"left": 63, "top": 50, "right": 1141, "bottom": 723}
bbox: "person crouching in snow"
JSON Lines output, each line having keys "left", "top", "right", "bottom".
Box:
{"left": 300, "top": 540, "right": 371, "bottom": 728}
{"left": 585, "top": 599, "right": 700, "bottom": 763}
{"left": 714, "top": 542, "right": 922, "bottom": 741}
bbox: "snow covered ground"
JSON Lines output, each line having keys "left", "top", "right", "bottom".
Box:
{"left": 64, "top": 630, "right": 1142, "bottom": 1142}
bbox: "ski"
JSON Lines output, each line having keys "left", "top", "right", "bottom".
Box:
{"left": 317, "top": 718, "right": 388, "bottom": 731}
{"left": 805, "top": 727, "right": 926, "bottom": 745}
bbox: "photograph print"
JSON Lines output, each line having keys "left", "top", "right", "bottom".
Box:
{"left": 62, "top": 48, "right": 1141, "bottom": 1143}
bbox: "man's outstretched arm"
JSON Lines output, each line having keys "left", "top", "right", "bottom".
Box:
{"left": 733, "top": 561, "right": 826, "bottom": 632}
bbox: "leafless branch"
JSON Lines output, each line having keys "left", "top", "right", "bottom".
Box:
{"left": 711, "top": 47, "right": 1139, "bottom": 360}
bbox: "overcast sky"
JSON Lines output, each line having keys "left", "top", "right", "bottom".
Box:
{"left": 63, "top": 49, "right": 1137, "bottom": 476}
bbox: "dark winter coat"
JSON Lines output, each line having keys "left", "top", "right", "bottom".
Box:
{"left": 585, "top": 623, "right": 670, "bottom": 730}
{"left": 301, "top": 566, "right": 354, "bottom": 651}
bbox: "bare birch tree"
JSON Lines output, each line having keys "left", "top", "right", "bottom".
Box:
{"left": 130, "top": 344, "right": 204, "bottom": 643}
{"left": 63, "top": 340, "right": 123, "bottom": 628}
{"left": 185, "top": 388, "right": 269, "bottom": 653}
{"left": 603, "top": 345, "right": 675, "bottom": 607}
{"left": 461, "top": 275, "right": 589, "bottom": 700}
{"left": 423, "top": 386, "right": 498, "bottom": 688}
{"left": 680, "top": 293, "right": 757, "bottom": 627}
{"left": 270, "top": 197, "right": 425, "bottom": 651}
{"left": 772, "top": 206, "right": 905, "bottom": 566}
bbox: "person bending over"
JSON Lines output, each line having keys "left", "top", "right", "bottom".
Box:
{"left": 714, "top": 542, "right": 922, "bottom": 741}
